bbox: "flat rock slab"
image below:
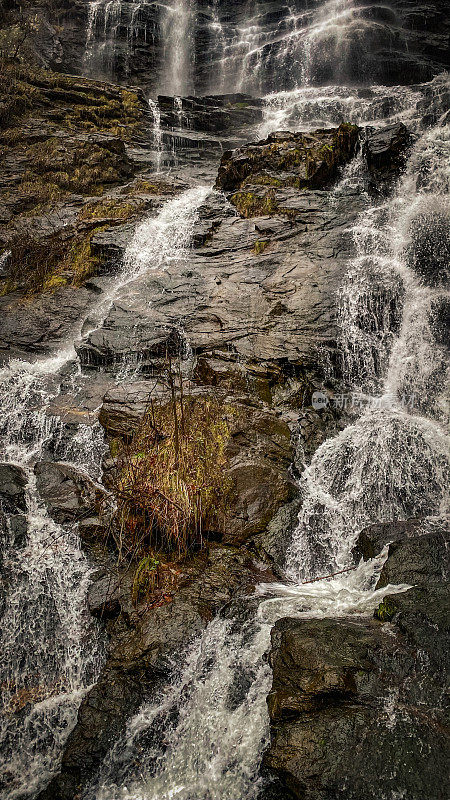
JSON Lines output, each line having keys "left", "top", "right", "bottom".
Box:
{"left": 78, "top": 182, "right": 364, "bottom": 372}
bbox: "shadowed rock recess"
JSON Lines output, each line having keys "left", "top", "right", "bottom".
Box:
{"left": 0, "top": 1, "right": 449, "bottom": 800}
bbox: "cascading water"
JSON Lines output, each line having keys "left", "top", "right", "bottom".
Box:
{"left": 83, "top": 0, "right": 122, "bottom": 78}
{"left": 4, "top": 0, "right": 449, "bottom": 797}
{"left": 200, "top": 0, "right": 404, "bottom": 96}
{"left": 147, "top": 99, "right": 163, "bottom": 172}
{"left": 0, "top": 188, "right": 209, "bottom": 798}
{"left": 160, "top": 0, "right": 194, "bottom": 96}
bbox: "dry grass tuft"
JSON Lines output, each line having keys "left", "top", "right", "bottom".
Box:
{"left": 110, "top": 391, "right": 233, "bottom": 565}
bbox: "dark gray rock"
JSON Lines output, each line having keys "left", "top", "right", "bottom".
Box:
{"left": 376, "top": 523, "right": 449, "bottom": 589}
{"left": 364, "top": 123, "right": 411, "bottom": 190}
{"left": 34, "top": 461, "right": 106, "bottom": 525}
{"left": 354, "top": 517, "right": 424, "bottom": 560}
{"left": 266, "top": 517, "right": 450, "bottom": 800}
{"left": 430, "top": 295, "right": 450, "bottom": 348}
{"left": 0, "top": 285, "right": 98, "bottom": 362}
{"left": 78, "top": 167, "right": 365, "bottom": 373}
{"left": 266, "top": 610, "right": 450, "bottom": 800}
{"left": 87, "top": 574, "right": 122, "bottom": 619}
{"left": 253, "top": 499, "right": 302, "bottom": 573}
{"left": 0, "top": 463, "right": 27, "bottom": 514}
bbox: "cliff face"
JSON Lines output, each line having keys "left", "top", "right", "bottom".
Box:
{"left": 6, "top": 1, "right": 450, "bottom": 94}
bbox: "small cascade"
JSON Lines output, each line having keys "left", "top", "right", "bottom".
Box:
{"left": 83, "top": 0, "right": 150, "bottom": 81}
{"left": 174, "top": 96, "right": 184, "bottom": 128}
{"left": 160, "top": 0, "right": 195, "bottom": 96}
{"left": 124, "top": 1, "right": 145, "bottom": 77}
{"left": 148, "top": 98, "right": 163, "bottom": 171}
{"left": 259, "top": 81, "right": 431, "bottom": 139}
{"left": 83, "top": 0, "right": 122, "bottom": 78}
{"left": 287, "top": 120, "right": 450, "bottom": 582}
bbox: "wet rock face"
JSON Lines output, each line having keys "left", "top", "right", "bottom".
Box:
{"left": 266, "top": 517, "right": 450, "bottom": 800}
{"left": 0, "top": 464, "right": 28, "bottom": 568}
{"left": 0, "top": 464, "right": 27, "bottom": 515}
{"left": 48, "top": 1, "right": 450, "bottom": 93}
{"left": 158, "top": 94, "right": 264, "bottom": 134}
{"left": 78, "top": 124, "right": 367, "bottom": 375}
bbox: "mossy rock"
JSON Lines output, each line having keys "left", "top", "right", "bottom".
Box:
{"left": 230, "top": 189, "right": 279, "bottom": 218}
{"left": 216, "top": 123, "right": 360, "bottom": 195}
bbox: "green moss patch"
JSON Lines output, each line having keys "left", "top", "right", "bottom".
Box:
{"left": 375, "top": 598, "right": 398, "bottom": 622}
{"left": 78, "top": 198, "right": 146, "bottom": 222}
{"left": 231, "top": 189, "right": 279, "bottom": 218}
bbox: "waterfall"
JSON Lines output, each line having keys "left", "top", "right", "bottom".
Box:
{"left": 0, "top": 188, "right": 210, "bottom": 798}
{"left": 160, "top": 0, "right": 195, "bottom": 96}
{"left": 5, "top": 0, "right": 449, "bottom": 796}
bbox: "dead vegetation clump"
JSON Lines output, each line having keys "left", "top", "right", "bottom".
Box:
{"left": 106, "top": 374, "right": 233, "bottom": 603}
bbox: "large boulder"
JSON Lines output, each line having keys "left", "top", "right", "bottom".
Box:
{"left": 215, "top": 125, "right": 360, "bottom": 200}
{"left": 265, "top": 610, "right": 449, "bottom": 800}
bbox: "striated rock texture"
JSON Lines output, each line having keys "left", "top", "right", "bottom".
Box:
{"left": 265, "top": 517, "right": 450, "bottom": 800}
{"left": 77, "top": 125, "right": 366, "bottom": 375}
